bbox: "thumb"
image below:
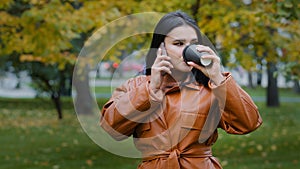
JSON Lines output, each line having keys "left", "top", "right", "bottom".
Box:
{"left": 187, "top": 61, "right": 209, "bottom": 77}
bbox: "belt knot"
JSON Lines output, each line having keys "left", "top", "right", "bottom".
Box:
{"left": 168, "top": 149, "right": 181, "bottom": 169}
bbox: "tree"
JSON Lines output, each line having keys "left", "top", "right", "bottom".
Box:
{"left": 251, "top": 0, "right": 299, "bottom": 106}
{"left": 193, "top": 0, "right": 300, "bottom": 107}
{"left": 0, "top": 0, "right": 106, "bottom": 119}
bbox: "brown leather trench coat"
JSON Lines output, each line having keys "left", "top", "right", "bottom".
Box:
{"left": 100, "top": 73, "right": 262, "bottom": 169}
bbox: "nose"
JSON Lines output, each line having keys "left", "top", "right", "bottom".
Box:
{"left": 184, "top": 41, "right": 194, "bottom": 49}
{"left": 185, "top": 43, "right": 190, "bottom": 48}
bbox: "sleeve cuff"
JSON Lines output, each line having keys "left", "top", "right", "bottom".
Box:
{"left": 147, "top": 81, "right": 164, "bottom": 102}
{"left": 208, "top": 72, "right": 231, "bottom": 89}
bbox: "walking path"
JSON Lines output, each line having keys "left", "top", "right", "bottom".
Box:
{"left": 0, "top": 87, "right": 36, "bottom": 98}
{"left": 0, "top": 79, "right": 299, "bottom": 102}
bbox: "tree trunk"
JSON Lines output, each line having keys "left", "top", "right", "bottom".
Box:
{"left": 266, "top": 62, "right": 280, "bottom": 107}
{"left": 191, "top": 0, "right": 200, "bottom": 22}
{"left": 256, "top": 64, "right": 262, "bottom": 87}
{"left": 247, "top": 71, "right": 254, "bottom": 88}
{"left": 256, "top": 71, "right": 262, "bottom": 86}
{"left": 293, "top": 80, "right": 300, "bottom": 94}
{"left": 61, "top": 75, "right": 72, "bottom": 96}
{"left": 52, "top": 93, "right": 63, "bottom": 119}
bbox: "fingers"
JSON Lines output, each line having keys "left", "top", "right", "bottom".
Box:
{"left": 150, "top": 47, "right": 173, "bottom": 92}
{"left": 195, "top": 45, "right": 220, "bottom": 63}
{"left": 187, "top": 45, "right": 222, "bottom": 78}
{"left": 187, "top": 61, "right": 201, "bottom": 70}
{"left": 195, "top": 45, "right": 215, "bottom": 55}
{"left": 153, "top": 48, "right": 173, "bottom": 75}
{"left": 187, "top": 61, "right": 208, "bottom": 75}
{"left": 152, "top": 60, "right": 173, "bottom": 75}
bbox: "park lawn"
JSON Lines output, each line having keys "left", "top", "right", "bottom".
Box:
{"left": 0, "top": 98, "right": 299, "bottom": 169}
{"left": 213, "top": 102, "right": 300, "bottom": 169}
{"left": 0, "top": 98, "right": 140, "bottom": 169}
{"left": 242, "top": 86, "right": 300, "bottom": 97}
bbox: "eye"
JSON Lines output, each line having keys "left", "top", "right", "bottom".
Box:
{"left": 173, "top": 41, "right": 185, "bottom": 46}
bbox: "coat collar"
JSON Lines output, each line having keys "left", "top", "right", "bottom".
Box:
{"left": 160, "top": 74, "right": 201, "bottom": 94}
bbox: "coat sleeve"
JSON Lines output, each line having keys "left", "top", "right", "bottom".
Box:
{"left": 209, "top": 73, "right": 263, "bottom": 134}
{"left": 100, "top": 76, "right": 163, "bottom": 141}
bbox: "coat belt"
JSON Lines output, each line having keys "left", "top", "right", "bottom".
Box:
{"left": 142, "top": 146, "right": 212, "bottom": 169}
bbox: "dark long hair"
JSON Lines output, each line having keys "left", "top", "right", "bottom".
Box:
{"left": 145, "top": 10, "right": 217, "bottom": 87}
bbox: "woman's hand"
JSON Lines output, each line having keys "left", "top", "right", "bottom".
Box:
{"left": 149, "top": 47, "right": 173, "bottom": 93}
{"left": 187, "top": 45, "right": 225, "bottom": 86}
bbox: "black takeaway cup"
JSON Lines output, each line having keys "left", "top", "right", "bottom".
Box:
{"left": 182, "top": 44, "right": 212, "bottom": 67}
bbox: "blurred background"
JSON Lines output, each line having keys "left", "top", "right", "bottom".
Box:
{"left": 0, "top": 0, "right": 299, "bottom": 169}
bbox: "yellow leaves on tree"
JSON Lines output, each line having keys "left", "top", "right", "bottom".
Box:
{"left": 19, "top": 1, "right": 77, "bottom": 56}
{"left": 0, "top": 0, "right": 121, "bottom": 70}
{"left": 20, "top": 52, "right": 76, "bottom": 70}
{"left": 1, "top": 0, "right": 299, "bottom": 78}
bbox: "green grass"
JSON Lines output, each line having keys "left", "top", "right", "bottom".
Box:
{"left": 0, "top": 98, "right": 140, "bottom": 169}
{"left": 214, "top": 102, "right": 300, "bottom": 169}
{"left": 94, "top": 86, "right": 115, "bottom": 94}
{"left": 0, "top": 97, "right": 299, "bottom": 169}
{"left": 242, "top": 86, "right": 300, "bottom": 97}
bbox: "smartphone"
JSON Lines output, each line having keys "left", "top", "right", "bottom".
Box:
{"left": 160, "top": 42, "right": 167, "bottom": 55}
{"left": 159, "top": 42, "right": 168, "bottom": 76}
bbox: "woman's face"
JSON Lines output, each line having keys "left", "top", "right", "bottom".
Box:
{"left": 164, "top": 25, "right": 198, "bottom": 72}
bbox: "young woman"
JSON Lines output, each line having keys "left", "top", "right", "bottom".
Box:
{"left": 100, "top": 11, "right": 262, "bottom": 169}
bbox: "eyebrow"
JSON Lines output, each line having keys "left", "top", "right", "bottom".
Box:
{"left": 167, "top": 36, "right": 198, "bottom": 42}
{"left": 172, "top": 38, "right": 198, "bottom": 43}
